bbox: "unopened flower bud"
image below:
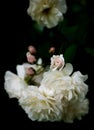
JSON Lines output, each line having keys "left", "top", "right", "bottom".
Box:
{"left": 26, "top": 52, "right": 36, "bottom": 63}
{"left": 28, "top": 45, "right": 37, "bottom": 54}
{"left": 49, "top": 47, "right": 55, "bottom": 53}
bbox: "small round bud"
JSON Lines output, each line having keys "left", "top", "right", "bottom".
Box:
{"left": 28, "top": 45, "right": 37, "bottom": 54}
{"left": 26, "top": 52, "right": 36, "bottom": 63}
{"left": 49, "top": 47, "right": 55, "bottom": 53}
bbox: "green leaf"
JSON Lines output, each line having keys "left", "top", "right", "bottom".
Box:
{"left": 85, "top": 48, "right": 94, "bottom": 57}
{"left": 64, "top": 44, "right": 77, "bottom": 62}
{"left": 33, "top": 22, "right": 44, "bottom": 34}
{"left": 61, "top": 25, "right": 78, "bottom": 42}
{"left": 71, "top": 4, "right": 83, "bottom": 13}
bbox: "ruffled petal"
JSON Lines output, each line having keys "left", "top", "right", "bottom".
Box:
{"left": 4, "top": 71, "right": 27, "bottom": 99}
{"left": 19, "top": 85, "right": 62, "bottom": 121}
{"left": 16, "top": 65, "right": 25, "bottom": 79}
{"left": 62, "top": 63, "right": 73, "bottom": 76}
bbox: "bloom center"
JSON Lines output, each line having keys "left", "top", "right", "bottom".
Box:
{"left": 42, "top": 6, "right": 51, "bottom": 15}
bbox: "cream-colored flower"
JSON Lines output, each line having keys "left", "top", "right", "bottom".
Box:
{"left": 4, "top": 54, "right": 89, "bottom": 122}
{"left": 50, "top": 54, "right": 65, "bottom": 71}
{"left": 27, "top": 0, "right": 67, "bottom": 28}
{"left": 18, "top": 68, "right": 89, "bottom": 122}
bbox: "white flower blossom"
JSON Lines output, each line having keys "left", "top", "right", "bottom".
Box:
{"left": 50, "top": 54, "right": 65, "bottom": 71}
{"left": 27, "top": 0, "right": 67, "bottom": 28}
{"left": 4, "top": 54, "right": 89, "bottom": 122}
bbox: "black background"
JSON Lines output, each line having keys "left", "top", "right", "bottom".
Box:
{"left": 0, "top": 0, "right": 94, "bottom": 129}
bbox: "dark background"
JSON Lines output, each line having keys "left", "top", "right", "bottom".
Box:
{"left": 0, "top": 0, "right": 94, "bottom": 129}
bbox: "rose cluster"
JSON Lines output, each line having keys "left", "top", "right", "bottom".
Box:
{"left": 4, "top": 45, "right": 89, "bottom": 122}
